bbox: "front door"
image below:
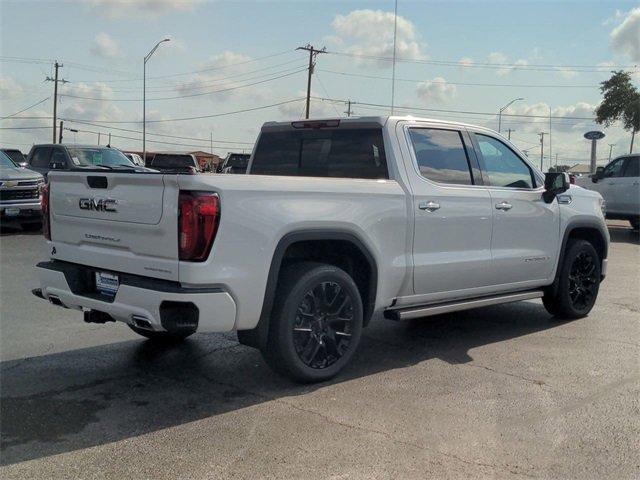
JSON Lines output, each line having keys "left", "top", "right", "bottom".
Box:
{"left": 592, "top": 156, "right": 627, "bottom": 214}
{"left": 401, "top": 124, "right": 493, "bottom": 301}
{"left": 472, "top": 133, "right": 559, "bottom": 288}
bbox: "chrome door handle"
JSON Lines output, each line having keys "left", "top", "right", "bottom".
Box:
{"left": 419, "top": 201, "right": 440, "bottom": 212}
{"left": 495, "top": 201, "right": 513, "bottom": 211}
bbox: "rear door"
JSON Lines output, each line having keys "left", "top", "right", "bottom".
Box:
{"left": 400, "top": 123, "right": 494, "bottom": 300}
{"left": 49, "top": 171, "right": 180, "bottom": 280}
{"left": 618, "top": 155, "right": 640, "bottom": 216}
{"left": 471, "top": 132, "right": 559, "bottom": 287}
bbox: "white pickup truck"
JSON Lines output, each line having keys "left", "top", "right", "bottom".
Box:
{"left": 34, "top": 117, "right": 609, "bottom": 382}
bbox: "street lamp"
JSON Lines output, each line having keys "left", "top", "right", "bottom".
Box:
{"left": 498, "top": 97, "right": 524, "bottom": 133}
{"left": 143, "top": 38, "right": 170, "bottom": 164}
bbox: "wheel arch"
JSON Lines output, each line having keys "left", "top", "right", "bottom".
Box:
{"left": 244, "top": 229, "right": 379, "bottom": 351}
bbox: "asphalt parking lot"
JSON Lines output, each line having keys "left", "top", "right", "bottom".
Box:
{"left": 0, "top": 222, "right": 638, "bottom": 479}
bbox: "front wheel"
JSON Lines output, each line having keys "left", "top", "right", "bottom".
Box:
{"left": 262, "top": 262, "right": 363, "bottom": 383}
{"left": 543, "top": 239, "right": 601, "bottom": 319}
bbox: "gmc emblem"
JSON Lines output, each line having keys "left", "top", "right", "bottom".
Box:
{"left": 79, "top": 198, "right": 117, "bottom": 212}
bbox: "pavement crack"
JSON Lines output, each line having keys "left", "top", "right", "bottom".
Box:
{"left": 465, "top": 363, "right": 549, "bottom": 387}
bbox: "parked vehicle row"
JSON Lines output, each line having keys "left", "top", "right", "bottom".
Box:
{"left": 0, "top": 150, "right": 44, "bottom": 229}
{"left": 33, "top": 116, "right": 609, "bottom": 383}
{"left": 576, "top": 154, "right": 639, "bottom": 230}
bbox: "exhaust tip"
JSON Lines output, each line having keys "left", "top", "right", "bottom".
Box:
{"left": 131, "top": 315, "right": 154, "bottom": 330}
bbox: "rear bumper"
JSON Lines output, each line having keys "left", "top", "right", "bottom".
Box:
{"left": 35, "top": 261, "right": 237, "bottom": 333}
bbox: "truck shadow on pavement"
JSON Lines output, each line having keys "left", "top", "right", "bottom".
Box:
{"left": 0, "top": 300, "right": 570, "bottom": 466}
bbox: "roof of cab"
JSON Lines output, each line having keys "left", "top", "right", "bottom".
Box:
{"left": 261, "top": 115, "right": 485, "bottom": 131}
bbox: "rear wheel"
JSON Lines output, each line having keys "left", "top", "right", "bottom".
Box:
{"left": 128, "top": 324, "right": 195, "bottom": 341}
{"left": 262, "top": 262, "right": 363, "bottom": 383}
{"left": 543, "top": 239, "right": 601, "bottom": 318}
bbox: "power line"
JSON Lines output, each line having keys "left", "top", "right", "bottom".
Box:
{"left": 317, "top": 68, "right": 600, "bottom": 89}
{"left": 61, "top": 98, "right": 304, "bottom": 124}
{"left": 58, "top": 68, "right": 306, "bottom": 102}
{"left": 1, "top": 97, "right": 50, "bottom": 119}
{"left": 325, "top": 50, "right": 638, "bottom": 72}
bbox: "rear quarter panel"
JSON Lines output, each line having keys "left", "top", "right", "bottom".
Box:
{"left": 177, "top": 173, "right": 409, "bottom": 330}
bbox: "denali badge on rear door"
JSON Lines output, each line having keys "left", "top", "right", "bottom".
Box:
{"left": 79, "top": 198, "right": 117, "bottom": 212}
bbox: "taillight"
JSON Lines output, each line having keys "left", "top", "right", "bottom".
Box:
{"left": 178, "top": 191, "right": 220, "bottom": 261}
{"left": 41, "top": 182, "right": 51, "bottom": 240}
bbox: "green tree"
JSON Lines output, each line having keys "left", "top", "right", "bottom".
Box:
{"left": 595, "top": 71, "right": 640, "bottom": 154}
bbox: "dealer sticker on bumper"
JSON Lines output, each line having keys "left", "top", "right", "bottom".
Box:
{"left": 95, "top": 271, "right": 119, "bottom": 296}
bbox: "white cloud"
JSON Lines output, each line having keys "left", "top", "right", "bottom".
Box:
{"left": 60, "top": 82, "right": 125, "bottom": 123}
{"left": 90, "top": 33, "right": 120, "bottom": 58}
{"left": 488, "top": 52, "right": 528, "bottom": 76}
{"left": 204, "top": 51, "right": 252, "bottom": 70}
{"left": 330, "top": 9, "right": 426, "bottom": 68}
{"left": 0, "top": 76, "right": 23, "bottom": 98}
{"left": 81, "top": 0, "right": 201, "bottom": 19}
{"left": 501, "top": 101, "right": 597, "bottom": 134}
{"left": 416, "top": 77, "right": 456, "bottom": 105}
{"left": 610, "top": 7, "right": 640, "bottom": 62}
{"left": 556, "top": 67, "right": 578, "bottom": 79}
{"left": 458, "top": 57, "right": 473, "bottom": 68}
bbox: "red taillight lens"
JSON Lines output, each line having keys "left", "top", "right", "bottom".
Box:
{"left": 41, "top": 182, "right": 51, "bottom": 240}
{"left": 178, "top": 191, "right": 219, "bottom": 261}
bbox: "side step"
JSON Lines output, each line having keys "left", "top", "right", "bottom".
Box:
{"left": 385, "top": 290, "right": 544, "bottom": 321}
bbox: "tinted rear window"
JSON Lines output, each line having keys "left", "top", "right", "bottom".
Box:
{"left": 251, "top": 128, "right": 388, "bottom": 179}
{"left": 151, "top": 154, "right": 194, "bottom": 168}
{"left": 227, "top": 154, "right": 250, "bottom": 168}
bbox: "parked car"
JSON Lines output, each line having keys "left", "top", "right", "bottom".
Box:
{"left": 576, "top": 154, "right": 639, "bottom": 230}
{"left": 148, "top": 152, "right": 200, "bottom": 174}
{"left": 1, "top": 148, "right": 28, "bottom": 168}
{"left": 0, "top": 150, "right": 44, "bottom": 229}
{"left": 220, "top": 153, "right": 250, "bottom": 174}
{"left": 26, "top": 144, "right": 139, "bottom": 178}
{"left": 34, "top": 116, "right": 609, "bottom": 382}
{"left": 123, "top": 152, "right": 145, "bottom": 167}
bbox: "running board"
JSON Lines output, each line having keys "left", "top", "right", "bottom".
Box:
{"left": 384, "top": 290, "right": 544, "bottom": 321}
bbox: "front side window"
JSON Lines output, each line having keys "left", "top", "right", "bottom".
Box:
{"left": 408, "top": 128, "right": 473, "bottom": 185}
{"left": 602, "top": 158, "right": 626, "bottom": 178}
{"left": 251, "top": 128, "right": 388, "bottom": 179}
{"left": 475, "top": 134, "right": 534, "bottom": 189}
{"left": 50, "top": 148, "right": 67, "bottom": 165}
{"left": 30, "top": 147, "right": 52, "bottom": 168}
{"left": 623, "top": 156, "right": 639, "bottom": 178}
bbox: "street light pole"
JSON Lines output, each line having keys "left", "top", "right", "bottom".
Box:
{"left": 498, "top": 97, "right": 524, "bottom": 133}
{"left": 143, "top": 38, "right": 170, "bottom": 164}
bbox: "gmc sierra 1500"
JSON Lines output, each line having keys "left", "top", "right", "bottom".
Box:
{"left": 34, "top": 116, "right": 609, "bottom": 382}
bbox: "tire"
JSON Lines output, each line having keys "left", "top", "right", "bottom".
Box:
{"left": 262, "top": 262, "right": 363, "bottom": 383}
{"left": 128, "top": 324, "right": 195, "bottom": 341}
{"left": 543, "top": 239, "right": 601, "bottom": 319}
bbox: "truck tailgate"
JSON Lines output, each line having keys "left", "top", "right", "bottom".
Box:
{"left": 48, "top": 172, "right": 179, "bottom": 281}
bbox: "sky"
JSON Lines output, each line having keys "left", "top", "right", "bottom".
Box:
{"left": 1, "top": 0, "right": 639, "bottom": 168}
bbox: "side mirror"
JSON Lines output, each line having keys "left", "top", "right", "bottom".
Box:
{"left": 592, "top": 166, "right": 604, "bottom": 183}
{"left": 49, "top": 160, "right": 65, "bottom": 170}
{"left": 543, "top": 172, "right": 569, "bottom": 203}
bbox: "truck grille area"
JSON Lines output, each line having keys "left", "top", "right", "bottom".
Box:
{"left": 0, "top": 188, "right": 39, "bottom": 201}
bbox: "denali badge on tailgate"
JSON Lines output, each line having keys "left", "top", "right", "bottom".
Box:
{"left": 79, "top": 198, "right": 117, "bottom": 212}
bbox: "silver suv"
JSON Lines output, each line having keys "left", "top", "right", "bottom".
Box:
{"left": 0, "top": 151, "right": 44, "bottom": 229}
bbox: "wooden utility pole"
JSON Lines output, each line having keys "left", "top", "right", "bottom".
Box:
{"left": 46, "top": 62, "right": 66, "bottom": 143}
{"left": 296, "top": 44, "right": 326, "bottom": 119}
{"left": 538, "top": 132, "right": 546, "bottom": 171}
{"left": 344, "top": 100, "right": 353, "bottom": 117}
{"left": 506, "top": 128, "right": 515, "bottom": 141}
{"left": 58, "top": 120, "right": 63, "bottom": 143}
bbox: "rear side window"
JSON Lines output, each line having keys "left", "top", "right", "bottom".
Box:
{"left": 151, "top": 155, "right": 194, "bottom": 168}
{"left": 475, "top": 134, "right": 535, "bottom": 189}
{"left": 251, "top": 128, "right": 388, "bottom": 179}
{"left": 30, "top": 147, "right": 52, "bottom": 168}
{"left": 408, "top": 128, "right": 473, "bottom": 185}
{"left": 623, "top": 156, "right": 639, "bottom": 177}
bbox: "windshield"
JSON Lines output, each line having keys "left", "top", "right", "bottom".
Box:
{"left": 0, "top": 151, "right": 17, "bottom": 168}
{"left": 66, "top": 147, "right": 135, "bottom": 167}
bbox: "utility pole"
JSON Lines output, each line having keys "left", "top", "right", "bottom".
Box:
{"left": 210, "top": 132, "right": 213, "bottom": 156}
{"left": 555, "top": 153, "right": 558, "bottom": 167}
{"left": 108, "top": 132, "right": 111, "bottom": 146}
{"left": 538, "top": 132, "right": 546, "bottom": 171}
{"left": 97, "top": 132, "right": 101, "bottom": 145}
{"left": 344, "top": 99, "right": 353, "bottom": 117}
{"left": 608, "top": 143, "right": 615, "bottom": 161}
{"left": 58, "top": 120, "right": 63, "bottom": 143}
{"left": 505, "top": 128, "right": 515, "bottom": 141}
{"left": 45, "top": 62, "right": 67, "bottom": 144}
{"left": 296, "top": 44, "right": 326, "bottom": 119}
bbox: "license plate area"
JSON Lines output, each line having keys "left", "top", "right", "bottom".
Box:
{"left": 95, "top": 271, "right": 119, "bottom": 296}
